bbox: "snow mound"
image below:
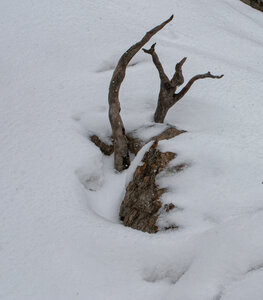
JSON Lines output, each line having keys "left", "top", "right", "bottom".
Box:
{"left": 1, "top": 0, "right": 263, "bottom": 299}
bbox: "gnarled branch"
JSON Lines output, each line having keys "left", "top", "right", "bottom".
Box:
{"left": 109, "top": 15, "right": 174, "bottom": 171}
{"left": 173, "top": 72, "right": 224, "bottom": 104}
{"left": 171, "top": 57, "right": 187, "bottom": 87}
{"left": 90, "top": 135, "right": 114, "bottom": 156}
{"left": 143, "top": 44, "right": 224, "bottom": 123}
{"left": 143, "top": 43, "right": 170, "bottom": 83}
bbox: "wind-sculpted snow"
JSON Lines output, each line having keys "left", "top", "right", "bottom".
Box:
{"left": 143, "top": 211, "right": 263, "bottom": 300}
{"left": 1, "top": 0, "right": 263, "bottom": 299}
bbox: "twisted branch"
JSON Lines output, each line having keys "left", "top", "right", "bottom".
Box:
{"left": 143, "top": 43, "right": 224, "bottom": 122}
{"left": 109, "top": 15, "right": 174, "bottom": 171}
{"left": 173, "top": 72, "right": 224, "bottom": 103}
{"left": 143, "top": 43, "right": 170, "bottom": 83}
{"left": 171, "top": 57, "right": 187, "bottom": 87}
{"left": 90, "top": 135, "right": 114, "bottom": 156}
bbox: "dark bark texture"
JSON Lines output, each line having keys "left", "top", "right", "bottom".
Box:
{"left": 143, "top": 44, "right": 224, "bottom": 123}
{"left": 240, "top": 0, "right": 263, "bottom": 12}
{"left": 109, "top": 16, "right": 174, "bottom": 171}
{"left": 119, "top": 141, "right": 176, "bottom": 233}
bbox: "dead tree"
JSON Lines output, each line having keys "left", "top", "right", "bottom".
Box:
{"left": 108, "top": 16, "right": 173, "bottom": 171}
{"left": 143, "top": 43, "right": 224, "bottom": 123}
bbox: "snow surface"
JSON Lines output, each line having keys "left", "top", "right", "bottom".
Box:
{"left": 1, "top": 0, "right": 263, "bottom": 299}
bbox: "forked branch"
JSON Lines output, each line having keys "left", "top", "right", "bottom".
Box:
{"left": 143, "top": 44, "right": 224, "bottom": 123}
{"left": 173, "top": 72, "right": 224, "bottom": 103}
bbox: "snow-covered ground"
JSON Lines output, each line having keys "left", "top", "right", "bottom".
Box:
{"left": 1, "top": 0, "right": 263, "bottom": 299}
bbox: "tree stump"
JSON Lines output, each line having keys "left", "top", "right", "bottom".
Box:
{"left": 119, "top": 141, "right": 176, "bottom": 233}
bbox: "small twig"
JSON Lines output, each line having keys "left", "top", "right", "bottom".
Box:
{"left": 90, "top": 135, "right": 114, "bottom": 156}
{"left": 173, "top": 72, "right": 224, "bottom": 103}
{"left": 143, "top": 43, "right": 170, "bottom": 83}
{"left": 171, "top": 57, "right": 187, "bottom": 87}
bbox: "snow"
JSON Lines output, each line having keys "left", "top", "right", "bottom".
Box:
{"left": 1, "top": 0, "right": 263, "bottom": 299}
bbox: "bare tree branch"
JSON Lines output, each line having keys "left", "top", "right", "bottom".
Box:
{"left": 173, "top": 72, "right": 224, "bottom": 103}
{"left": 170, "top": 57, "right": 187, "bottom": 87}
{"left": 90, "top": 135, "right": 114, "bottom": 156}
{"left": 109, "top": 15, "right": 174, "bottom": 171}
{"left": 143, "top": 43, "right": 170, "bottom": 83}
{"left": 143, "top": 44, "right": 224, "bottom": 123}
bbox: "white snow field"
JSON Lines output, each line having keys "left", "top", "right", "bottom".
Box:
{"left": 1, "top": 0, "right": 263, "bottom": 299}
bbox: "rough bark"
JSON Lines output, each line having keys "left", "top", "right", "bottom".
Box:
{"left": 126, "top": 134, "right": 144, "bottom": 155}
{"left": 109, "top": 16, "right": 174, "bottom": 171}
{"left": 143, "top": 44, "right": 224, "bottom": 123}
{"left": 119, "top": 141, "right": 176, "bottom": 233}
{"left": 240, "top": 0, "right": 263, "bottom": 12}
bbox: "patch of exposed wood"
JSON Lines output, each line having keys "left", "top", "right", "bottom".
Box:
{"left": 119, "top": 141, "right": 177, "bottom": 233}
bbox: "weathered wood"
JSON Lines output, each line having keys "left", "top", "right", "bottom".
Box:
{"left": 109, "top": 16, "right": 174, "bottom": 171}
{"left": 151, "top": 126, "right": 185, "bottom": 141}
{"left": 90, "top": 135, "right": 114, "bottom": 156}
{"left": 119, "top": 141, "right": 176, "bottom": 233}
{"left": 91, "top": 126, "right": 184, "bottom": 157}
{"left": 173, "top": 72, "right": 224, "bottom": 104}
{"left": 127, "top": 126, "right": 185, "bottom": 154}
{"left": 143, "top": 44, "right": 224, "bottom": 123}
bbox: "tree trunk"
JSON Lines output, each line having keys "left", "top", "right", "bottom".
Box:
{"left": 154, "top": 84, "right": 175, "bottom": 123}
